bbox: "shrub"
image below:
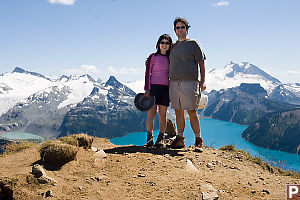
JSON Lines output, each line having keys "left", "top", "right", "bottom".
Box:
{"left": 40, "top": 140, "right": 78, "bottom": 169}
{"left": 58, "top": 136, "right": 79, "bottom": 147}
{"left": 71, "top": 134, "right": 94, "bottom": 149}
{"left": 220, "top": 144, "right": 236, "bottom": 151}
{"left": 2, "top": 142, "right": 37, "bottom": 155}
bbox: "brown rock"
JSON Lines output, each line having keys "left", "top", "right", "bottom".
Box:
{"left": 165, "top": 119, "right": 177, "bottom": 138}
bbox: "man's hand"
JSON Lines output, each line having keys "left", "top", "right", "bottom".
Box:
{"left": 200, "top": 81, "right": 206, "bottom": 92}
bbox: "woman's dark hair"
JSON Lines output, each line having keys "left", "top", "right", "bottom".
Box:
{"left": 155, "top": 34, "right": 173, "bottom": 56}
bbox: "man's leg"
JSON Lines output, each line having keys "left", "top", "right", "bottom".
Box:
{"left": 187, "top": 110, "right": 203, "bottom": 148}
{"left": 175, "top": 109, "right": 185, "bottom": 135}
{"left": 187, "top": 110, "right": 200, "bottom": 134}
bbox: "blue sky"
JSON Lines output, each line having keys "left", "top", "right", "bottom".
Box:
{"left": 0, "top": 0, "right": 299, "bottom": 83}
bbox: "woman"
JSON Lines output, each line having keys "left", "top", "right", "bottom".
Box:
{"left": 144, "top": 34, "right": 173, "bottom": 147}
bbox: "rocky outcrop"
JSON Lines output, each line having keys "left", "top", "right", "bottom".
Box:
{"left": 32, "top": 164, "right": 57, "bottom": 185}
{"left": 0, "top": 136, "right": 298, "bottom": 200}
{"left": 242, "top": 109, "right": 300, "bottom": 154}
{"left": 0, "top": 138, "right": 10, "bottom": 154}
{"left": 200, "top": 83, "right": 296, "bottom": 125}
{"left": 58, "top": 77, "right": 149, "bottom": 138}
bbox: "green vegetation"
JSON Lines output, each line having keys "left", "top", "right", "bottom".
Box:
{"left": 1, "top": 141, "right": 38, "bottom": 156}
{"left": 219, "top": 144, "right": 236, "bottom": 151}
{"left": 219, "top": 144, "right": 300, "bottom": 178}
{"left": 59, "top": 133, "right": 94, "bottom": 148}
{"left": 58, "top": 135, "right": 79, "bottom": 147}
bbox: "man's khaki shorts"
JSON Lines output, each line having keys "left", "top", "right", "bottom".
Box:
{"left": 169, "top": 80, "right": 200, "bottom": 110}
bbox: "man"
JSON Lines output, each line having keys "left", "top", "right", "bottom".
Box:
{"left": 167, "top": 17, "right": 206, "bottom": 149}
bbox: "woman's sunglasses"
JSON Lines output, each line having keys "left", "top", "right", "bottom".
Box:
{"left": 160, "top": 41, "right": 170, "bottom": 45}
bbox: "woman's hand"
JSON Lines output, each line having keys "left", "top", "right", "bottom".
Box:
{"left": 144, "top": 90, "right": 150, "bottom": 97}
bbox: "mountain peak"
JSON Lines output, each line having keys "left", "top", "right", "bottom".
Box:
{"left": 105, "top": 76, "right": 120, "bottom": 87}
{"left": 224, "top": 62, "right": 281, "bottom": 84}
{"left": 105, "top": 76, "right": 136, "bottom": 95}
{"left": 108, "top": 75, "right": 117, "bottom": 82}
{"left": 12, "top": 67, "right": 51, "bottom": 81}
{"left": 12, "top": 67, "right": 26, "bottom": 73}
{"left": 80, "top": 74, "right": 96, "bottom": 83}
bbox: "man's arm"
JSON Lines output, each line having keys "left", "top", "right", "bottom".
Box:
{"left": 199, "top": 60, "right": 206, "bottom": 92}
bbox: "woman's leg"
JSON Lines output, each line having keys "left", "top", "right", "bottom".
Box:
{"left": 154, "top": 105, "right": 167, "bottom": 147}
{"left": 146, "top": 104, "right": 157, "bottom": 132}
{"left": 158, "top": 105, "right": 168, "bottom": 133}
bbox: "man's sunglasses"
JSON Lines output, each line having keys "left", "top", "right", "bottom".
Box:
{"left": 160, "top": 41, "right": 171, "bottom": 45}
{"left": 175, "top": 26, "right": 186, "bottom": 30}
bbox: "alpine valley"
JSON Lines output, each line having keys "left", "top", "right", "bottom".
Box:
{"left": 1, "top": 62, "right": 300, "bottom": 154}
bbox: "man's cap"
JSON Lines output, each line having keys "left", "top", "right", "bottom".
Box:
{"left": 134, "top": 93, "right": 155, "bottom": 112}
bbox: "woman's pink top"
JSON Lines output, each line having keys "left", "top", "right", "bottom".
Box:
{"left": 144, "top": 54, "right": 170, "bottom": 91}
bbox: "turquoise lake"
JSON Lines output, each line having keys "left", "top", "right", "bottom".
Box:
{"left": 0, "top": 132, "right": 45, "bottom": 140}
{"left": 110, "top": 118, "right": 300, "bottom": 173}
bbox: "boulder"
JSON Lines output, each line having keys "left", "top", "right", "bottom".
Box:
{"left": 165, "top": 119, "right": 177, "bottom": 138}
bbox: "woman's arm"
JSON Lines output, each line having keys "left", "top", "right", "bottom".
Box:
{"left": 144, "top": 54, "right": 153, "bottom": 91}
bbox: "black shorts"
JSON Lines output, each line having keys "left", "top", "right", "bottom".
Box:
{"left": 150, "top": 84, "right": 170, "bottom": 107}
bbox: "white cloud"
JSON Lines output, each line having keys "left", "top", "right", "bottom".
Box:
{"left": 288, "top": 70, "right": 300, "bottom": 76}
{"left": 212, "top": 1, "right": 229, "bottom": 7}
{"left": 47, "top": 0, "right": 76, "bottom": 5}
{"left": 106, "top": 66, "right": 143, "bottom": 75}
{"left": 65, "top": 65, "right": 102, "bottom": 76}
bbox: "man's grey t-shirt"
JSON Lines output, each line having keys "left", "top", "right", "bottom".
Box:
{"left": 169, "top": 38, "right": 206, "bottom": 81}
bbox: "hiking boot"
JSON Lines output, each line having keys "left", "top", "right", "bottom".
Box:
{"left": 145, "top": 134, "right": 154, "bottom": 147}
{"left": 195, "top": 137, "right": 203, "bottom": 148}
{"left": 167, "top": 136, "right": 185, "bottom": 149}
{"left": 194, "top": 137, "right": 203, "bottom": 152}
{"left": 154, "top": 132, "right": 164, "bottom": 148}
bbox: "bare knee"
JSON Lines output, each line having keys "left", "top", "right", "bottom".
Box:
{"left": 187, "top": 110, "right": 198, "bottom": 119}
{"left": 147, "top": 106, "right": 157, "bottom": 119}
{"left": 158, "top": 106, "right": 167, "bottom": 118}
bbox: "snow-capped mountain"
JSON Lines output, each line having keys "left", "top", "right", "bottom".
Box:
{"left": 125, "top": 61, "right": 300, "bottom": 104}
{"left": 0, "top": 71, "right": 56, "bottom": 115}
{"left": 0, "top": 70, "right": 97, "bottom": 116}
{"left": 206, "top": 62, "right": 281, "bottom": 94}
{"left": 59, "top": 76, "right": 148, "bottom": 138}
{"left": 0, "top": 67, "right": 148, "bottom": 139}
{"left": 124, "top": 80, "right": 145, "bottom": 94}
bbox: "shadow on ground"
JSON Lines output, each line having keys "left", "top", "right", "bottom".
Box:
{"left": 104, "top": 145, "right": 186, "bottom": 157}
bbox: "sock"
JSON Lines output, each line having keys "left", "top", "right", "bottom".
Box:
{"left": 178, "top": 132, "right": 184, "bottom": 137}
{"left": 158, "top": 132, "right": 164, "bottom": 136}
{"left": 147, "top": 131, "right": 153, "bottom": 136}
{"left": 195, "top": 133, "right": 201, "bottom": 138}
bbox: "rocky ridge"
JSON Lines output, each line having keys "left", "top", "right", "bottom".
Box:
{"left": 0, "top": 136, "right": 299, "bottom": 200}
{"left": 200, "top": 83, "right": 296, "bottom": 125}
{"left": 242, "top": 109, "right": 300, "bottom": 154}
